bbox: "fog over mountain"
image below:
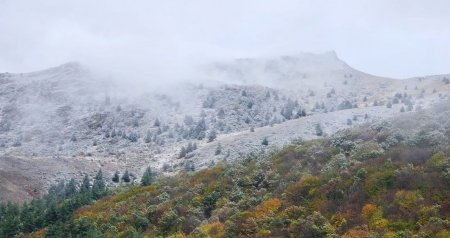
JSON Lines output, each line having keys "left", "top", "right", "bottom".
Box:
{"left": 1, "top": 51, "right": 449, "bottom": 202}
{"left": 1, "top": 1, "right": 450, "bottom": 237}
{"left": 1, "top": 0, "right": 450, "bottom": 80}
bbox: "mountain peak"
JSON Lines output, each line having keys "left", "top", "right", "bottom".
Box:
{"left": 207, "top": 51, "right": 352, "bottom": 87}
{"left": 21, "top": 61, "right": 85, "bottom": 80}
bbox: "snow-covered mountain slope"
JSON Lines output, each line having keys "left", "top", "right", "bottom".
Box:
{"left": 1, "top": 53, "right": 449, "bottom": 202}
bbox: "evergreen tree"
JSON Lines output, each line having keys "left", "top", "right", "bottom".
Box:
{"left": 65, "top": 178, "right": 78, "bottom": 197}
{"left": 45, "top": 222, "right": 66, "bottom": 238}
{"left": 301, "top": 109, "right": 307, "bottom": 117}
{"left": 128, "top": 132, "right": 138, "bottom": 142}
{"left": 122, "top": 170, "right": 131, "bottom": 183}
{"left": 184, "top": 161, "right": 195, "bottom": 172}
{"left": 0, "top": 203, "right": 21, "bottom": 237}
{"left": 110, "top": 129, "right": 116, "bottom": 137}
{"left": 80, "top": 174, "right": 90, "bottom": 194}
{"left": 186, "top": 142, "right": 193, "bottom": 153}
{"left": 262, "top": 137, "right": 269, "bottom": 146}
{"left": 112, "top": 171, "right": 120, "bottom": 183}
{"left": 217, "top": 108, "right": 225, "bottom": 119}
{"left": 208, "top": 130, "right": 217, "bottom": 142}
{"left": 315, "top": 123, "right": 323, "bottom": 136}
{"left": 141, "top": 167, "right": 154, "bottom": 186}
{"left": 144, "top": 130, "right": 152, "bottom": 143}
{"left": 154, "top": 118, "right": 161, "bottom": 127}
{"left": 215, "top": 143, "right": 222, "bottom": 155}
{"left": 178, "top": 146, "right": 187, "bottom": 159}
{"left": 19, "top": 202, "right": 34, "bottom": 233}
{"left": 346, "top": 118, "right": 353, "bottom": 125}
{"left": 48, "top": 181, "right": 66, "bottom": 199}
{"left": 92, "top": 170, "right": 106, "bottom": 199}
{"left": 386, "top": 101, "right": 392, "bottom": 108}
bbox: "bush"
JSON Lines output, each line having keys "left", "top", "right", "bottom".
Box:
{"left": 443, "top": 168, "right": 450, "bottom": 184}
{"left": 427, "top": 153, "right": 449, "bottom": 170}
{"left": 355, "top": 168, "right": 367, "bottom": 180}
{"left": 351, "top": 142, "right": 384, "bottom": 161}
{"left": 332, "top": 137, "right": 357, "bottom": 154}
{"left": 364, "top": 170, "right": 395, "bottom": 196}
{"left": 133, "top": 212, "right": 149, "bottom": 231}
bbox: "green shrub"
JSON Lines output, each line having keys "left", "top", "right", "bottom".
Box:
{"left": 364, "top": 170, "right": 395, "bottom": 196}
{"left": 351, "top": 142, "right": 384, "bottom": 161}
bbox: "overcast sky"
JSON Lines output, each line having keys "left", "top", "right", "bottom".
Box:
{"left": 0, "top": 0, "right": 449, "bottom": 79}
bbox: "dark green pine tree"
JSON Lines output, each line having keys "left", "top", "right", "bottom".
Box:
{"left": 92, "top": 170, "right": 106, "bottom": 199}
{"left": 19, "top": 202, "right": 35, "bottom": 233}
{"left": 122, "top": 170, "right": 131, "bottom": 183}
{"left": 0, "top": 203, "right": 21, "bottom": 237}
{"left": 45, "top": 222, "right": 66, "bottom": 238}
{"left": 64, "top": 178, "right": 78, "bottom": 197}
{"left": 80, "top": 174, "right": 90, "bottom": 194}
{"left": 141, "top": 167, "right": 154, "bottom": 186}
{"left": 112, "top": 171, "right": 120, "bottom": 183}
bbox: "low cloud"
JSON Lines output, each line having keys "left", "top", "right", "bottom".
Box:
{"left": 0, "top": 0, "right": 449, "bottom": 80}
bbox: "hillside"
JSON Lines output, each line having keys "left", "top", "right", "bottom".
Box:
{"left": 2, "top": 102, "right": 449, "bottom": 237}
{"left": 1, "top": 52, "right": 450, "bottom": 202}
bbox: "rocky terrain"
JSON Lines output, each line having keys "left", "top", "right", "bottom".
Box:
{"left": 1, "top": 52, "right": 449, "bottom": 202}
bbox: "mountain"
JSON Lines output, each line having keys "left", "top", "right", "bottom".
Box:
{"left": 0, "top": 52, "right": 449, "bottom": 202}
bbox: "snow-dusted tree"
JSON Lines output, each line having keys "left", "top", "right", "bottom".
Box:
{"left": 217, "top": 108, "right": 225, "bottom": 119}
{"left": 65, "top": 178, "right": 77, "bottom": 197}
{"left": 128, "top": 132, "right": 138, "bottom": 142}
{"left": 178, "top": 146, "right": 187, "bottom": 159}
{"left": 215, "top": 143, "right": 222, "bottom": 155}
{"left": 121, "top": 170, "right": 131, "bottom": 183}
{"left": 141, "top": 167, "right": 154, "bottom": 186}
{"left": 80, "top": 174, "right": 90, "bottom": 194}
{"left": 92, "top": 170, "right": 106, "bottom": 198}
{"left": 208, "top": 130, "right": 217, "bottom": 142}
{"left": 154, "top": 118, "right": 161, "bottom": 127}
{"left": 386, "top": 101, "right": 392, "bottom": 108}
{"left": 184, "top": 161, "right": 195, "bottom": 172}
{"left": 315, "top": 123, "right": 323, "bottom": 136}
{"left": 347, "top": 118, "right": 353, "bottom": 125}
{"left": 144, "top": 130, "right": 152, "bottom": 143}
